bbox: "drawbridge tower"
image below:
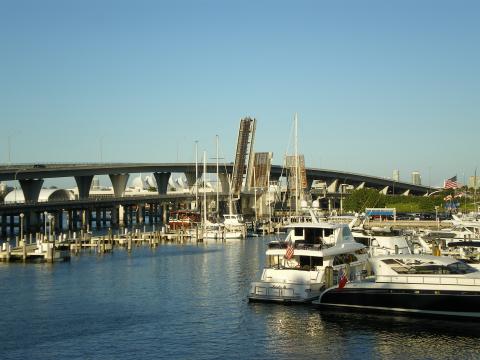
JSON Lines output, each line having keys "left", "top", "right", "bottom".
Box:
{"left": 231, "top": 117, "right": 256, "bottom": 200}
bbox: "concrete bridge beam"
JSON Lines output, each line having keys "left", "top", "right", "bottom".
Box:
{"left": 74, "top": 175, "right": 94, "bottom": 200}
{"left": 356, "top": 182, "right": 365, "bottom": 190}
{"left": 109, "top": 174, "right": 130, "bottom": 197}
{"left": 19, "top": 179, "right": 44, "bottom": 203}
{"left": 218, "top": 173, "right": 230, "bottom": 193}
{"left": 327, "top": 179, "right": 339, "bottom": 193}
{"left": 184, "top": 171, "right": 203, "bottom": 189}
{"left": 154, "top": 172, "right": 171, "bottom": 195}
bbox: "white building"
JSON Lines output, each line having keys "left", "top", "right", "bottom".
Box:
{"left": 411, "top": 171, "right": 421, "bottom": 185}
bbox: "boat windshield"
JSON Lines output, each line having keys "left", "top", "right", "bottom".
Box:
{"left": 381, "top": 258, "right": 478, "bottom": 275}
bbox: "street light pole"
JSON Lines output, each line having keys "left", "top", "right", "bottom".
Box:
{"left": 20, "top": 212, "right": 24, "bottom": 245}
{"left": 44, "top": 211, "right": 48, "bottom": 240}
{"left": 48, "top": 214, "right": 53, "bottom": 241}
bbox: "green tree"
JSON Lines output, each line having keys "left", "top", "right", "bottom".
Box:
{"left": 343, "top": 188, "right": 385, "bottom": 212}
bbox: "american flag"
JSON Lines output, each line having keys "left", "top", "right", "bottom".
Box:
{"left": 284, "top": 243, "right": 294, "bottom": 260}
{"left": 444, "top": 176, "right": 458, "bottom": 189}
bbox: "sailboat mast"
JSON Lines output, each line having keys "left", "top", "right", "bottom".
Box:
{"left": 216, "top": 135, "right": 219, "bottom": 217}
{"left": 475, "top": 167, "right": 478, "bottom": 213}
{"left": 294, "top": 113, "right": 299, "bottom": 215}
{"left": 203, "top": 150, "right": 207, "bottom": 226}
{"left": 195, "top": 141, "right": 199, "bottom": 210}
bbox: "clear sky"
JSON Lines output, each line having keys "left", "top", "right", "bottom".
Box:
{"left": 1, "top": 0, "right": 479, "bottom": 187}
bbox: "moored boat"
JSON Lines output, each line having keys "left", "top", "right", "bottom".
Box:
{"left": 314, "top": 254, "right": 480, "bottom": 318}
{"left": 248, "top": 219, "right": 368, "bottom": 303}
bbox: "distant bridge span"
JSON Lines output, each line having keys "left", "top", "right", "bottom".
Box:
{"left": 0, "top": 163, "right": 434, "bottom": 199}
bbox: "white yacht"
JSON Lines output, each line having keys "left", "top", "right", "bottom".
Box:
{"left": 314, "top": 254, "right": 480, "bottom": 318}
{"left": 351, "top": 225, "right": 412, "bottom": 256}
{"left": 248, "top": 220, "right": 368, "bottom": 303}
{"left": 223, "top": 214, "right": 246, "bottom": 239}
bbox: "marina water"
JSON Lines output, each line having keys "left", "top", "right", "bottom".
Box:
{"left": 1, "top": 235, "right": 479, "bottom": 359}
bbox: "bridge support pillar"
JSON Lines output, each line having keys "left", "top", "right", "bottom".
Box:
{"left": 95, "top": 208, "right": 101, "bottom": 229}
{"left": 379, "top": 186, "right": 389, "bottom": 195}
{"left": 74, "top": 176, "right": 93, "bottom": 199}
{"left": 111, "top": 206, "right": 119, "bottom": 228}
{"left": 137, "top": 205, "right": 145, "bottom": 225}
{"left": 19, "top": 179, "right": 44, "bottom": 203}
{"left": 356, "top": 182, "right": 365, "bottom": 190}
{"left": 67, "top": 210, "right": 72, "bottom": 231}
{"left": 109, "top": 174, "right": 129, "bottom": 197}
{"left": 127, "top": 206, "right": 133, "bottom": 228}
{"left": 27, "top": 211, "right": 40, "bottom": 234}
{"left": 55, "top": 211, "right": 63, "bottom": 233}
{"left": 1, "top": 214, "right": 7, "bottom": 238}
{"left": 9, "top": 215, "right": 15, "bottom": 235}
{"left": 154, "top": 172, "right": 171, "bottom": 195}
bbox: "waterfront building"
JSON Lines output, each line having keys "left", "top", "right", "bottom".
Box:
{"left": 411, "top": 171, "right": 421, "bottom": 185}
{"left": 468, "top": 176, "right": 480, "bottom": 190}
{"left": 392, "top": 169, "right": 400, "bottom": 182}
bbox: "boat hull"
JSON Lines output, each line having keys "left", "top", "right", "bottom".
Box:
{"left": 316, "top": 285, "right": 480, "bottom": 318}
{"left": 248, "top": 281, "right": 322, "bottom": 303}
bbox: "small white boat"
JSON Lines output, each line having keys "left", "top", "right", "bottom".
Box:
{"left": 223, "top": 214, "right": 246, "bottom": 239}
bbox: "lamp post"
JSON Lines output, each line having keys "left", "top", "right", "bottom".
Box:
{"left": 48, "top": 214, "right": 53, "bottom": 242}
{"left": 435, "top": 206, "right": 439, "bottom": 229}
{"left": 19, "top": 213, "right": 24, "bottom": 242}
{"left": 44, "top": 211, "right": 48, "bottom": 240}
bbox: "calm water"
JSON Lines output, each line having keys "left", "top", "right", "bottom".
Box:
{"left": 1, "top": 236, "right": 479, "bottom": 360}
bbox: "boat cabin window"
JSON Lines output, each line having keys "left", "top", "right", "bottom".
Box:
{"left": 333, "top": 254, "right": 358, "bottom": 266}
{"left": 298, "top": 256, "right": 323, "bottom": 270}
{"left": 294, "top": 228, "right": 303, "bottom": 237}
{"left": 341, "top": 227, "right": 353, "bottom": 239}
{"left": 355, "top": 237, "right": 370, "bottom": 247}
{"left": 381, "top": 259, "right": 478, "bottom": 275}
{"left": 304, "top": 228, "right": 323, "bottom": 244}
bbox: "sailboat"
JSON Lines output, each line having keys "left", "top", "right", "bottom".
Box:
{"left": 201, "top": 150, "right": 223, "bottom": 240}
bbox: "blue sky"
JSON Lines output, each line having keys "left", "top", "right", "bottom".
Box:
{"left": 1, "top": 0, "right": 479, "bottom": 187}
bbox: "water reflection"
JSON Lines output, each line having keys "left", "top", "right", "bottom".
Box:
{"left": 0, "top": 236, "right": 479, "bottom": 360}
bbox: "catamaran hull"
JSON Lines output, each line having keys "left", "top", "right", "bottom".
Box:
{"left": 316, "top": 287, "right": 480, "bottom": 318}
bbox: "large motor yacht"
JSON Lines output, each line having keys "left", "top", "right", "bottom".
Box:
{"left": 248, "top": 219, "right": 368, "bottom": 303}
{"left": 314, "top": 254, "right": 480, "bottom": 318}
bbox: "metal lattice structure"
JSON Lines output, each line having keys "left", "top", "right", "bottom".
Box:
{"left": 231, "top": 117, "right": 256, "bottom": 198}
{"left": 285, "top": 155, "right": 307, "bottom": 192}
{"left": 249, "top": 152, "right": 272, "bottom": 189}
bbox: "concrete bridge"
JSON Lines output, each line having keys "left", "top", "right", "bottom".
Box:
{"left": 0, "top": 162, "right": 434, "bottom": 204}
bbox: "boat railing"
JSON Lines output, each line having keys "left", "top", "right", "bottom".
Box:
{"left": 376, "top": 274, "right": 480, "bottom": 287}
{"left": 267, "top": 241, "right": 325, "bottom": 251}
